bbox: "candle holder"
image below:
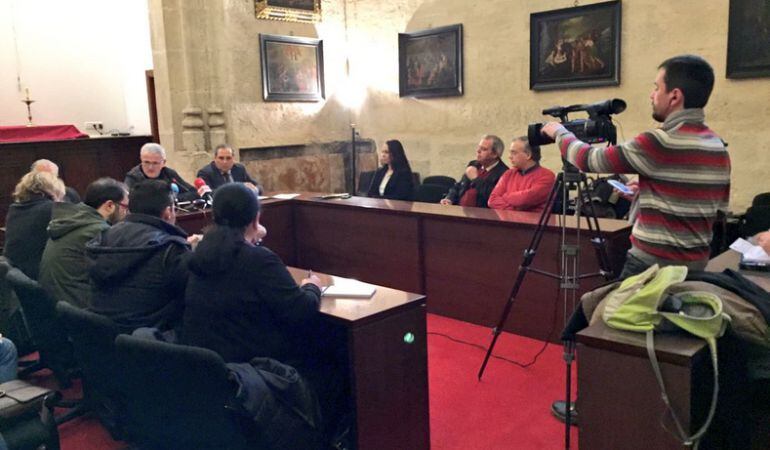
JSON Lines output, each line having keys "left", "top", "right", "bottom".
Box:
{"left": 21, "top": 90, "right": 35, "bottom": 127}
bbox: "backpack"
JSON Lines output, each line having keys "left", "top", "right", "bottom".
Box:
{"left": 602, "top": 264, "right": 731, "bottom": 448}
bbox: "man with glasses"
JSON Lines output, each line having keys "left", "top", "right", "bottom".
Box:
{"left": 87, "top": 180, "right": 194, "bottom": 336}
{"left": 39, "top": 177, "right": 129, "bottom": 309}
{"left": 124, "top": 143, "right": 207, "bottom": 202}
{"left": 440, "top": 135, "right": 509, "bottom": 208}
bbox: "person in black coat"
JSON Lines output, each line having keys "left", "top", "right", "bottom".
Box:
{"left": 3, "top": 171, "right": 66, "bottom": 280}
{"left": 365, "top": 139, "right": 415, "bottom": 201}
{"left": 181, "top": 183, "right": 347, "bottom": 439}
{"left": 196, "top": 144, "right": 260, "bottom": 192}
{"left": 124, "top": 143, "right": 205, "bottom": 202}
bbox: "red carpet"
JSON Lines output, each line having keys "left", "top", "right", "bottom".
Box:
{"left": 46, "top": 313, "right": 577, "bottom": 449}
{"left": 428, "top": 314, "right": 578, "bottom": 450}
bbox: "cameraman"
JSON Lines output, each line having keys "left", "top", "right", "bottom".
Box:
{"left": 542, "top": 55, "right": 731, "bottom": 278}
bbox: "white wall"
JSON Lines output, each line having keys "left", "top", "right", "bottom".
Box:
{"left": 0, "top": 0, "right": 153, "bottom": 135}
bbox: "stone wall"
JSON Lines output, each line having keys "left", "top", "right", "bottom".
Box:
{"left": 149, "top": 0, "right": 770, "bottom": 211}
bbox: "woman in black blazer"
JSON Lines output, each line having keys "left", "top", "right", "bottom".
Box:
{"left": 366, "top": 139, "right": 415, "bottom": 201}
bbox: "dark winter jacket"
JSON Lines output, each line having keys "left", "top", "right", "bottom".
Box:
{"left": 124, "top": 165, "right": 198, "bottom": 202}
{"left": 86, "top": 214, "right": 190, "bottom": 334}
{"left": 181, "top": 227, "right": 321, "bottom": 367}
{"left": 445, "top": 159, "right": 509, "bottom": 207}
{"left": 39, "top": 202, "right": 109, "bottom": 308}
{"left": 3, "top": 194, "right": 54, "bottom": 280}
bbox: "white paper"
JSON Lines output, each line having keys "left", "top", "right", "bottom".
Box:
{"left": 321, "top": 280, "right": 376, "bottom": 299}
{"left": 258, "top": 196, "right": 269, "bottom": 200}
{"left": 272, "top": 193, "right": 301, "bottom": 200}
{"left": 730, "top": 238, "right": 770, "bottom": 262}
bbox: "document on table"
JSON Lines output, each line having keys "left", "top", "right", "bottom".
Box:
{"left": 322, "top": 279, "right": 376, "bottom": 299}
{"left": 730, "top": 238, "right": 770, "bottom": 263}
{"left": 271, "top": 193, "right": 301, "bottom": 200}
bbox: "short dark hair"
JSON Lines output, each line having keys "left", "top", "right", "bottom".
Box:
{"left": 128, "top": 180, "right": 173, "bottom": 217}
{"left": 214, "top": 144, "right": 233, "bottom": 157}
{"left": 84, "top": 178, "right": 127, "bottom": 209}
{"left": 515, "top": 136, "right": 542, "bottom": 162}
{"left": 658, "top": 55, "right": 715, "bottom": 109}
{"left": 483, "top": 135, "right": 505, "bottom": 157}
{"left": 213, "top": 183, "right": 260, "bottom": 228}
{"left": 385, "top": 139, "right": 413, "bottom": 173}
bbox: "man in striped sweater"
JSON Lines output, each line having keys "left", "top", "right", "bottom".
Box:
{"left": 542, "top": 54, "right": 731, "bottom": 279}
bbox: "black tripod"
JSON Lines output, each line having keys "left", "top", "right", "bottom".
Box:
{"left": 477, "top": 164, "right": 615, "bottom": 449}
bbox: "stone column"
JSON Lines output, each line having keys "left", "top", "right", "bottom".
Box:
{"left": 207, "top": 106, "right": 227, "bottom": 149}
{"left": 181, "top": 106, "right": 205, "bottom": 154}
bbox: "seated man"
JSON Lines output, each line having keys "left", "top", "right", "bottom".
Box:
{"left": 3, "top": 172, "right": 65, "bottom": 280}
{"left": 87, "top": 180, "right": 192, "bottom": 335}
{"left": 488, "top": 136, "right": 555, "bottom": 212}
{"left": 39, "top": 178, "right": 129, "bottom": 309}
{"left": 31, "top": 159, "right": 81, "bottom": 203}
{"left": 124, "top": 143, "right": 205, "bottom": 202}
{"left": 440, "top": 135, "right": 509, "bottom": 208}
{"left": 196, "top": 144, "right": 260, "bottom": 192}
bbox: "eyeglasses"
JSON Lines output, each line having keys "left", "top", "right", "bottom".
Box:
{"left": 141, "top": 160, "right": 164, "bottom": 167}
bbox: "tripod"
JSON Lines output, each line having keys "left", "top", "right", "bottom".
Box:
{"left": 477, "top": 165, "right": 615, "bottom": 449}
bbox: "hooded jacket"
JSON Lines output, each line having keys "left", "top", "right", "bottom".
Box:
{"left": 86, "top": 214, "right": 190, "bottom": 334}
{"left": 3, "top": 194, "right": 54, "bottom": 280}
{"left": 181, "top": 228, "right": 321, "bottom": 367}
{"left": 39, "top": 202, "right": 109, "bottom": 308}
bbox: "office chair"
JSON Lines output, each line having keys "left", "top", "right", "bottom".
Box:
{"left": 414, "top": 184, "right": 450, "bottom": 203}
{"left": 56, "top": 302, "right": 126, "bottom": 439}
{"left": 422, "top": 175, "right": 456, "bottom": 191}
{"left": 115, "top": 335, "right": 256, "bottom": 450}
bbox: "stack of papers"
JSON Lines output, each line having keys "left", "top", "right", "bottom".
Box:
{"left": 322, "top": 279, "right": 376, "bottom": 299}
{"left": 730, "top": 238, "right": 770, "bottom": 263}
{"left": 272, "top": 193, "right": 301, "bottom": 200}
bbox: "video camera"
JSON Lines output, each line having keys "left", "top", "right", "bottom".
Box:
{"left": 527, "top": 98, "right": 626, "bottom": 147}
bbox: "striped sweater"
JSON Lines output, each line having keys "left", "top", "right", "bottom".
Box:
{"left": 555, "top": 108, "right": 731, "bottom": 263}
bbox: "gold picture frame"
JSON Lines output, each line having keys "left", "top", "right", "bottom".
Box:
{"left": 255, "top": 0, "right": 321, "bottom": 23}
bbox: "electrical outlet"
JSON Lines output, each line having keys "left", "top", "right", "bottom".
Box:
{"left": 84, "top": 121, "right": 104, "bottom": 132}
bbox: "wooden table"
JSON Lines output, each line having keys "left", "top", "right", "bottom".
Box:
{"left": 285, "top": 267, "right": 429, "bottom": 450}
{"left": 177, "top": 194, "right": 632, "bottom": 342}
{"left": 577, "top": 250, "right": 770, "bottom": 449}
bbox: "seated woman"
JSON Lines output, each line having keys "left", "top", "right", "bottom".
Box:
{"left": 180, "top": 183, "right": 346, "bottom": 441}
{"left": 366, "top": 139, "right": 415, "bottom": 201}
{"left": 3, "top": 171, "right": 65, "bottom": 279}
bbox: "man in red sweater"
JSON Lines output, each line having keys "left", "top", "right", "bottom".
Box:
{"left": 488, "top": 137, "right": 555, "bottom": 212}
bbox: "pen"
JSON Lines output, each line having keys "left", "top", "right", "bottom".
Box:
{"left": 307, "top": 269, "right": 313, "bottom": 278}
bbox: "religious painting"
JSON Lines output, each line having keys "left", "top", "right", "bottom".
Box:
{"left": 530, "top": 1, "right": 621, "bottom": 91}
{"left": 399, "top": 24, "right": 463, "bottom": 98}
{"left": 259, "top": 34, "right": 324, "bottom": 102}
{"left": 255, "top": 0, "right": 321, "bottom": 23}
{"left": 727, "top": 0, "right": 770, "bottom": 78}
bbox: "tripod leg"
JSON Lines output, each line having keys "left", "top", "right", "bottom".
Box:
{"left": 477, "top": 176, "right": 564, "bottom": 380}
{"left": 563, "top": 339, "right": 575, "bottom": 449}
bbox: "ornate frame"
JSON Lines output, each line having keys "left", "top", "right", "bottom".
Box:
{"left": 726, "top": 0, "right": 770, "bottom": 79}
{"left": 398, "top": 24, "right": 464, "bottom": 98}
{"left": 255, "top": 0, "right": 321, "bottom": 23}
{"left": 259, "top": 34, "right": 325, "bottom": 102}
{"left": 529, "top": 0, "right": 621, "bottom": 91}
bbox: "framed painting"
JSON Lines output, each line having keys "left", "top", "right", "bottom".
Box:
{"left": 399, "top": 24, "right": 463, "bottom": 98}
{"left": 255, "top": 0, "right": 321, "bottom": 23}
{"left": 530, "top": 0, "right": 621, "bottom": 91}
{"left": 259, "top": 34, "right": 325, "bottom": 102}
{"left": 726, "top": 0, "right": 770, "bottom": 78}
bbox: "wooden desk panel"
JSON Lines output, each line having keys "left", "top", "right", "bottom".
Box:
{"left": 286, "top": 267, "right": 429, "bottom": 450}
{"left": 293, "top": 202, "right": 422, "bottom": 294}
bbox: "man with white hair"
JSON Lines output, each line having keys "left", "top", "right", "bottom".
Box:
{"left": 31, "top": 159, "right": 81, "bottom": 203}
{"left": 124, "top": 143, "right": 205, "bottom": 202}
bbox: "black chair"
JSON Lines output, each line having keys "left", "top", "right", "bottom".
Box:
{"left": 115, "top": 335, "right": 256, "bottom": 450}
{"left": 414, "top": 184, "right": 450, "bottom": 203}
{"left": 422, "top": 175, "right": 456, "bottom": 191}
{"left": 3, "top": 263, "right": 77, "bottom": 388}
{"left": 752, "top": 192, "right": 770, "bottom": 207}
{"left": 356, "top": 170, "right": 376, "bottom": 197}
{"left": 56, "top": 302, "right": 126, "bottom": 439}
{"left": 741, "top": 205, "right": 770, "bottom": 238}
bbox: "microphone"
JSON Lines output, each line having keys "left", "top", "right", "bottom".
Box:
{"left": 194, "top": 178, "right": 213, "bottom": 203}
{"left": 170, "top": 182, "right": 180, "bottom": 200}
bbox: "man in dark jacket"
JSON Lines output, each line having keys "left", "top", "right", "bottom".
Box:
{"left": 87, "top": 180, "right": 192, "bottom": 334}
{"left": 196, "top": 144, "right": 260, "bottom": 192}
{"left": 440, "top": 135, "right": 509, "bottom": 208}
{"left": 124, "top": 143, "right": 207, "bottom": 202}
{"left": 39, "top": 178, "right": 128, "bottom": 309}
